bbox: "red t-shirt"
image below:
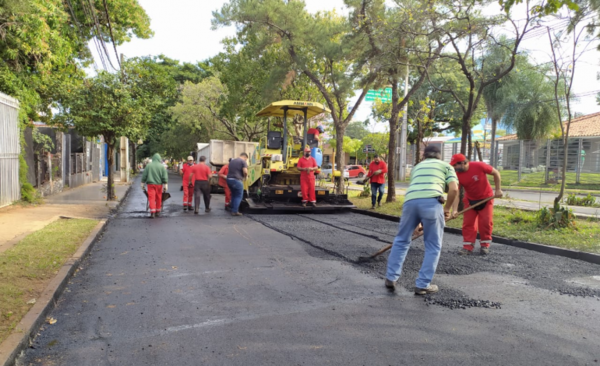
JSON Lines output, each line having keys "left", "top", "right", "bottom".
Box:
{"left": 190, "top": 163, "right": 211, "bottom": 182}
{"left": 218, "top": 164, "right": 229, "bottom": 187}
{"left": 307, "top": 128, "right": 320, "bottom": 138}
{"left": 456, "top": 161, "right": 494, "bottom": 200}
{"left": 181, "top": 163, "right": 194, "bottom": 183}
{"left": 368, "top": 160, "right": 388, "bottom": 184}
{"left": 297, "top": 156, "right": 317, "bottom": 178}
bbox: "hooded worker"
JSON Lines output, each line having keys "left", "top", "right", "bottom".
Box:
{"left": 297, "top": 145, "right": 318, "bottom": 207}
{"left": 141, "top": 153, "right": 169, "bottom": 218}
{"left": 180, "top": 156, "right": 195, "bottom": 211}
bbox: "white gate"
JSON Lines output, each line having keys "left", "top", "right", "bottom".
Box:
{"left": 0, "top": 92, "right": 20, "bottom": 208}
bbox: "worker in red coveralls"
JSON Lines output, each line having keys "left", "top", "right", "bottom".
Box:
{"left": 218, "top": 158, "right": 232, "bottom": 209}
{"left": 141, "top": 153, "right": 169, "bottom": 219}
{"left": 179, "top": 156, "right": 195, "bottom": 211}
{"left": 307, "top": 125, "right": 324, "bottom": 144}
{"left": 367, "top": 154, "right": 388, "bottom": 209}
{"left": 450, "top": 154, "right": 503, "bottom": 255}
{"left": 297, "top": 145, "right": 318, "bottom": 207}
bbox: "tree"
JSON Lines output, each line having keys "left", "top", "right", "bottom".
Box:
{"left": 482, "top": 53, "right": 557, "bottom": 166}
{"left": 427, "top": 1, "right": 532, "bottom": 158}
{"left": 214, "top": 0, "right": 377, "bottom": 193}
{"left": 347, "top": 0, "right": 446, "bottom": 201}
{"left": 346, "top": 121, "right": 369, "bottom": 140}
{"left": 0, "top": 0, "right": 151, "bottom": 198}
{"left": 547, "top": 9, "right": 595, "bottom": 205}
{"left": 59, "top": 69, "right": 153, "bottom": 201}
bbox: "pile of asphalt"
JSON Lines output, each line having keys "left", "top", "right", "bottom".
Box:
{"left": 249, "top": 212, "right": 600, "bottom": 309}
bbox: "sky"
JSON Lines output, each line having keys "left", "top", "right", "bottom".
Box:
{"left": 96, "top": 0, "right": 600, "bottom": 134}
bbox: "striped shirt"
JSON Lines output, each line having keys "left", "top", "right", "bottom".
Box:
{"left": 404, "top": 159, "right": 458, "bottom": 202}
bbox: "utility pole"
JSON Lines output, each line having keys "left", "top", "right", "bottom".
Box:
{"left": 399, "top": 63, "right": 409, "bottom": 181}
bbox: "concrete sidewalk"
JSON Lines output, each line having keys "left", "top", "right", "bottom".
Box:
{"left": 0, "top": 176, "right": 132, "bottom": 254}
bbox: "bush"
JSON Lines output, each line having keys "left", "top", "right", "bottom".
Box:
{"left": 19, "top": 154, "right": 36, "bottom": 203}
{"left": 536, "top": 202, "right": 576, "bottom": 229}
{"left": 566, "top": 193, "right": 597, "bottom": 207}
{"left": 359, "top": 183, "right": 371, "bottom": 197}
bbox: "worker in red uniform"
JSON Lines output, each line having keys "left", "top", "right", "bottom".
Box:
{"left": 189, "top": 156, "right": 212, "bottom": 214}
{"left": 297, "top": 145, "right": 318, "bottom": 207}
{"left": 307, "top": 125, "right": 324, "bottom": 144}
{"left": 218, "top": 158, "right": 232, "bottom": 209}
{"left": 179, "top": 156, "right": 195, "bottom": 211}
{"left": 367, "top": 154, "right": 388, "bottom": 209}
{"left": 450, "top": 154, "right": 503, "bottom": 255}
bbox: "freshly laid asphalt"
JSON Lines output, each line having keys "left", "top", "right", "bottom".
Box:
{"left": 19, "top": 174, "right": 600, "bottom": 365}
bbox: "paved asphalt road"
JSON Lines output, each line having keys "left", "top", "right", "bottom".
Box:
{"left": 20, "top": 174, "right": 600, "bottom": 365}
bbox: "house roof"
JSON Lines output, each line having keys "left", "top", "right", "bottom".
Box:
{"left": 497, "top": 111, "right": 600, "bottom": 142}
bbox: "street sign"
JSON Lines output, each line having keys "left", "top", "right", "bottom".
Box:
{"left": 363, "top": 147, "right": 376, "bottom": 153}
{"left": 366, "top": 144, "right": 372, "bottom": 148}
{"left": 365, "top": 88, "right": 392, "bottom": 103}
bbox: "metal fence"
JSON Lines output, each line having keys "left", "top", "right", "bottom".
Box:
{"left": 497, "top": 137, "right": 600, "bottom": 189}
{"left": 71, "top": 153, "right": 85, "bottom": 175}
{"left": 0, "top": 92, "right": 20, "bottom": 207}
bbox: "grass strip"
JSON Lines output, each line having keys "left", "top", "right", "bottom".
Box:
{"left": 0, "top": 218, "right": 98, "bottom": 343}
{"left": 350, "top": 195, "right": 600, "bottom": 254}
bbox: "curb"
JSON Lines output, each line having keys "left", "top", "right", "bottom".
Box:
{"left": 0, "top": 182, "right": 133, "bottom": 366}
{"left": 0, "top": 219, "right": 107, "bottom": 366}
{"left": 351, "top": 208, "right": 600, "bottom": 266}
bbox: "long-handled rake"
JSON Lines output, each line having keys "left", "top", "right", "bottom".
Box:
{"left": 356, "top": 196, "right": 494, "bottom": 262}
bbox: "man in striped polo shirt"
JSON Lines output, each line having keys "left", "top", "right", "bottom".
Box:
{"left": 385, "top": 145, "right": 459, "bottom": 295}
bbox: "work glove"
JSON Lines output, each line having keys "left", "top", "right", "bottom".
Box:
{"left": 163, "top": 184, "right": 168, "bottom": 192}
{"left": 141, "top": 183, "right": 146, "bottom": 191}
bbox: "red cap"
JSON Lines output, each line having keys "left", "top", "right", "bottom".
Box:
{"left": 304, "top": 145, "right": 311, "bottom": 152}
{"left": 450, "top": 153, "right": 466, "bottom": 166}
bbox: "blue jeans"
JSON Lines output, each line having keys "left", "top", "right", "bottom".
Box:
{"left": 386, "top": 198, "right": 445, "bottom": 289}
{"left": 371, "top": 183, "right": 385, "bottom": 206}
{"left": 227, "top": 178, "right": 244, "bottom": 214}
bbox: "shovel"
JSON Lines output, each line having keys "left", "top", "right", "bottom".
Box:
{"left": 357, "top": 196, "right": 494, "bottom": 262}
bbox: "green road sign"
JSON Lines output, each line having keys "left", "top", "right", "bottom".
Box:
{"left": 365, "top": 88, "right": 392, "bottom": 102}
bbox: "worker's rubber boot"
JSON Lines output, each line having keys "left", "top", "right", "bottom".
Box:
{"left": 183, "top": 206, "right": 187, "bottom": 211}
{"left": 480, "top": 247, "right": 490, "bottom": 255}
{"left": 459, "top": 248, "right": 473, "bottom": 256}
{"left": 414, "top": 284, "right": 439, "bottom": 295}
{"left": 384, "top": 279, "right": 396, "bottom": 292}
{"left": 150, "top": 213, "right": 155, "bottom": 219}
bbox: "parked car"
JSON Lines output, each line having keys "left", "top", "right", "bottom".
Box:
{"left": 320, "top": 163, "right": 349, "bottom": 179}
{"left": 344, "top": 165, "right": 367, "bottom": 178}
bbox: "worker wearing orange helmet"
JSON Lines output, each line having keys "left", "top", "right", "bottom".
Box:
{"left": 450, "top": 154, "right": 503, "bottom": 255}
{"left": 297, "top": 145, "right": 318, "bottom": 207}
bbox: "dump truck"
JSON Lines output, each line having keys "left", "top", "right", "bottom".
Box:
{"left": 196, "top": 140, "right": 259, "bottom": 193}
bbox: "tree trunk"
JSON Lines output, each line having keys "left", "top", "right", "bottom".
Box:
{"left": 460, "top": 116, "right": 470, "bottom": 155}
{"left": 106, "top": 143, "right": 115, "bottom": 201}
{"left": 475, "top": 141, "right": 483, "bottom": 161}
{"left": 490, "top": 117, "right": 498, "bottom": 167}
{"left": 467, "top": 132, "right": 473, "bottom": 160}
{"left": 555, "top": 135, "right": 569, "bottom": 205}
{"left": 386, "top": 80, "right": 400, "bottom": 202}
{"left": 335, "top": 125, "right": 346, "bottom": 194}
